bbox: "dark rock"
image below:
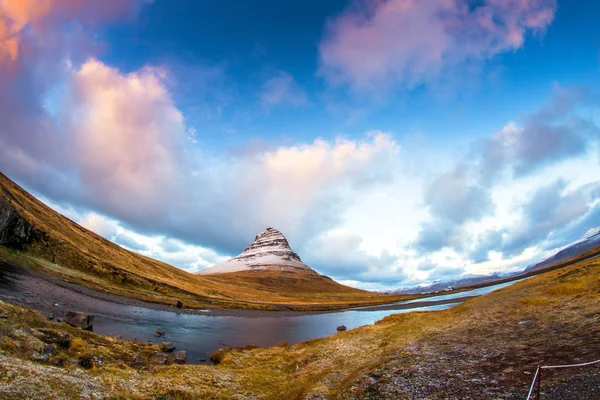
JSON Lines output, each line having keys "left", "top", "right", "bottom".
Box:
{"left": 0, "top": 197, "right": 41, "bottom": 249}
{"left": 43, "top": 344, "right": 57, "bottom": 356}
{"left": 168, "top": 351, "right": 186, "bottom": 365}
{"left": 64, "top": 311, "right": 94, "bottom": 331}
{"left": 47, "top": 313, "right": 55, "bottom": 320}
{"left": 337, "top": 325, "right": 347, "bottom": 331}
{"left": 160, "top": 342, "right": 176, "bottom": 352}
{"left": 154, "top": 330, "right": 164, "bottom": 337}
{"left": 0, "top": 312, "right": 7, "bottom": 319}
{"left": 176, "top": 300, "right": 183, "bottom": 309}
{"left": 78, "top": 353, "right": 96, "bottom": 369}
{"left": 199, "top": 358, "right": 206, "bottom": 362}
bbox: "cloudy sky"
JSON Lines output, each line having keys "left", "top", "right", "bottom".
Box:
{"left": 1, "top": 0, "right": 599, "bottom": 290}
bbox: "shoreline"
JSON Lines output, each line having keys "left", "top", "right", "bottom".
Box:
{"left": 0, "top": 260, "right": 474, "bottom": 319}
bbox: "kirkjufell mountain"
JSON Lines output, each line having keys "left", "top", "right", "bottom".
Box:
{"left": 198, "top": 227, "right": 315, "bottom": 274}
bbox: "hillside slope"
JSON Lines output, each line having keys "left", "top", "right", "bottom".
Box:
{"left": 0, "top": 172, "right": 399, "bottom": 310}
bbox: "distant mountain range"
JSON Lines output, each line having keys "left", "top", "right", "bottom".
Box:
{"left": 523, "top": 229, "right": 600, "bottom": 273}
{"left": 393, "top": 230, "right": 600, "bottom": 294}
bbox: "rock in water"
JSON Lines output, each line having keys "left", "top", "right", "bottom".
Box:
{"left": 197, "top": 227, "right": 315, "bottom": 274}
{"left": 64, "top": 311, "right": 94, "bottom": 331}
{"left": 337, "top": 325, "right": 347, "bottom": 331}
{"left": 160, "top": 342, "right": 176, "bottom": 352}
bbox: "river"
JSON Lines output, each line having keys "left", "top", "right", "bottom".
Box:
{"left": 0, "top": 261, "right": 526, "bottom": 364}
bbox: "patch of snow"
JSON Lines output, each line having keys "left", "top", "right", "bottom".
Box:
{"left": 197, "top": 227, "right": 314, "bottom": 275}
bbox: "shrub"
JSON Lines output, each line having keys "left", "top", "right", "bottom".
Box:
{"left": 210, "top": 349, "right": 233, "bottom": 365}
{"left": 68, "top": 337, "right": 86, "bottom": 356}
{"left": 518, "top": 296, "right": 550, "bottom": 306}
{"left": 545, "top": 283, "right": 585, "bottom": 296}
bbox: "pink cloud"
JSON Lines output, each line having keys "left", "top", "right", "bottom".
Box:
{"left": 62, "top": 59, "right": 185, "bottom": 220}
{"left": 0, "top": 0, "right": 143, "bottom": 69}
{"left": 319, "top": 0, "right": 557, "bottom": 93}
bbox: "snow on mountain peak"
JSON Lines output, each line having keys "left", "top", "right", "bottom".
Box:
{"left": 197, "top": 227, "right": 314, "bottom": 275}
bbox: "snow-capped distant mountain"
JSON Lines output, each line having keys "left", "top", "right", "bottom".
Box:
{"left": 390, "top": 272, "right": 519, "bottom": 294}
{"left": 392, "top": 228, "right": 600, "bottom": 294}
{"left": 197, "top": 227, "right": 315, "bottom": 275}
{"left": 525, "top": 229, "right": 600, "bottom": 273}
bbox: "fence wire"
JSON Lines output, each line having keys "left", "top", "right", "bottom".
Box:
{"left": 525, "top": 358, "right": 600, "bottom": 400}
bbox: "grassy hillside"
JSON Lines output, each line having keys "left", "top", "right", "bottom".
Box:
{"left": 0, "top": 240, "right": 598, "bottom": 398}
{"left": 0, "top": 172, "right": 402, "bottom": 310}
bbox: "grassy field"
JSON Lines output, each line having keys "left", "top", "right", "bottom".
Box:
{"left": 0, "top": 172, "right": 404, "bottom": 310}
{"left": 0, "top": 248, "right": 598, "bottom": 399}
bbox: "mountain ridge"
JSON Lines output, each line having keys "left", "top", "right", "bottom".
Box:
{"left": 197, "top": 227, "right": 315, "bottom": 275}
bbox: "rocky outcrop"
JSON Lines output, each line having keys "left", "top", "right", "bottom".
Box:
{"left": 0, "top": 197, "right": 40, "bottom": 250}
{"left": 198, "top": 227, "right": 314, "bottom": 274}
{"left": 169, "top": 350, "right": 186, "bottom": 365}
{"left": 64, "top": 311, "right": 95, "bottom": 331}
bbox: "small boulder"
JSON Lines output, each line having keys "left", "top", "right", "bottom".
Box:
{"left": 160, "top": 342, "right": 176, "bottom": 352}
{"left": 43, "top": 344, "right": 57, "bottom": 356}
{"left": 336, "top": 325, "right": 347, "bottom": 332}
{"left": 47, "top": 313, "right": 55, "bottom": 320}
{"left": 151, "top": 353, "right": 169, "bottom": 365}
{"left": 64, "top": 311, "right": 94, "bottom": 331}
{"left": 176, "top": 300, "right": 183, "bottom": 309}
{"left": 168, "top": 350, "right": 186, "bottom": 365}
{"left": 154, "top": 330, "right": 164, "bottom": 337}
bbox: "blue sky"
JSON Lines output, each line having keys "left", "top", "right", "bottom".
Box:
{"left": 1, "top": 0, "right": 599, "bottom": 290}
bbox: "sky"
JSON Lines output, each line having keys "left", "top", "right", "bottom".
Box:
{"left": 1, "top": 0, "right": 599, "bottom": 290}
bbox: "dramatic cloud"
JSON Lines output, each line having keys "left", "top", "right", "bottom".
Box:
{"left": 319, "top": 0, "right": 556, "bottom": 92}
{"left": 502, "top": 179, "right": 598, "bottom": 256}
{"left": 478, "top": 87, "right": 597, "bottom": 181}
{"left": 259, "top": 71, "right": 308, "bottom": 108}
{"left": 63, "top": 59, "right": 186, "bottom": 221}
{"left": 415, "top": 86, "right": 600, "bottom": 264}
{"left": 417, "top": 164, "right": 493, "bottom": 252}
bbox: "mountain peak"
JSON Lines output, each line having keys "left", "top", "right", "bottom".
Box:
{"left": 197, "top": 227, "right": 312, "bottom": 275}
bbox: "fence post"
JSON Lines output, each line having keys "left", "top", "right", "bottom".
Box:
{"left": 536, "top": 366, "right": 541, "bottom": 400}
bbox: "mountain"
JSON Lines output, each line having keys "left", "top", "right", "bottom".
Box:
{"left": 390, "top": 272, "right": 519, "bottom": 294}
{"left": 525, "top": 230, "right": 600, "bottom": 273}
{"left": 197, "top": 227, "right": 381, "bottom": 305}
{"left": 393, "top": 230, "right": 600, "bottom": 295}
{"left": 198, "top": 227, "right": 313, "bottom": 274}
{"left": 0, "top": 172, "right": 400, "bottom": 310}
